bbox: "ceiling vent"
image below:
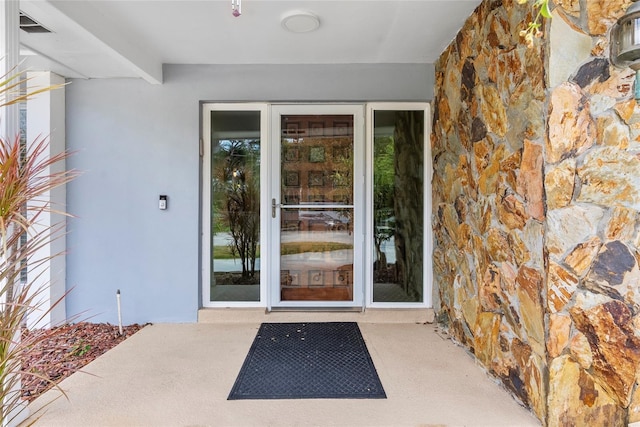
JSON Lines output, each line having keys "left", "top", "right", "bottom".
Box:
{"left": 19, "top": 12, "right": 51, "bottom": 33}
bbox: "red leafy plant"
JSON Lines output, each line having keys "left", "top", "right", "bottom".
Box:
{"left": 0, "top": 68, "right": 76, "bottom": 424}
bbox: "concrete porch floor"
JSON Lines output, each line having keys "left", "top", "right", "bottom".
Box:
{"left": 23, "top": 314, "right": 541, "bottom": 426}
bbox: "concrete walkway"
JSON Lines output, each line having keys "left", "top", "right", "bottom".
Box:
{"left": 23, "top": 322, "right": 540, "bottom": 427}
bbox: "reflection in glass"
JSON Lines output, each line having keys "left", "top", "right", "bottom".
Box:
{"left": 280, "top": 208, "right": 354, "bottom": 301}
{"left": 279, "top": 115, "right": 354, "bottom": 301}
{"left": 210, "top": 111, "right": 260, "bottom": 302}
{"left": 373, "top": 111, "right": 424, "bottom": 303}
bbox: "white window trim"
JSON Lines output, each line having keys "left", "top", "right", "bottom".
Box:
{"left": 365, "top": 103, "right": 432, "bottom": 309}
{"left": 201, "top": 103, "right": 269, "bottom": 308}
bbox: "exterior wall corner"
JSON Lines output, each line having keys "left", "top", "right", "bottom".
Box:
{"left": 433, "top": 0, "right": 640, "bottom": 425}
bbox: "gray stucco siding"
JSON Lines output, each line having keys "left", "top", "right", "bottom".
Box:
{"left": 64, "top": 63, "right": 433, "bottom": 323}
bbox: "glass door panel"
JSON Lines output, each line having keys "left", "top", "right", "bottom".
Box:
{"left": 372, "top": 110, "right": 424, "bottom": 303}
{"left": 274, "top": 110, "right": 361, "bottom": 305}
{"left": 209, "top": 110, "right": 261, "bottom": 302}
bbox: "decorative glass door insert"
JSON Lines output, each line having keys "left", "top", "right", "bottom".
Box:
{"left": 272, "top": 107, "right": 363, "bottom": 306}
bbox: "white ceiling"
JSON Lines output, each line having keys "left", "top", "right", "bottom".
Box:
{"left": 18, "top": 0, "right": 481, "bottom": 84}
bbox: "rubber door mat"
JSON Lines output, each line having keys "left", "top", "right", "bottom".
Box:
{"left": 228, "top": 322, "right": 386, "bottom": 399}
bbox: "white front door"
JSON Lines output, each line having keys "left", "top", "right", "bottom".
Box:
{"left": 202, "top": 102, "right": 430, "bottom": 310}
{"left": 269, "top": 105, "right": 365, "bottom": 308}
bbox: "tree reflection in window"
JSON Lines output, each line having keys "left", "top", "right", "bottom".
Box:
{"left": 373, "top": 110, "right": 424, "bottom": 303}
{"left": 212, "top": 138, "right": 260, "bottom": 283}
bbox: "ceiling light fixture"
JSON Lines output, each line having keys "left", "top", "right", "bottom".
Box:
{"left": 281, "top": 11, "right": 320, "bottom": 33}
{"left": 231, "top": 0, "right": 241, "bottom": 17}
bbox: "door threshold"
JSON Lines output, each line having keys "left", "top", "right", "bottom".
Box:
{"left": 268, "top": 306, "right": 364, "bottom": 313}
{"left": 198, "top": 307, "right": 435, "bottom": 324}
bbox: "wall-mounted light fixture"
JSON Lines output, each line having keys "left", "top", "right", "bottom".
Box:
{"left": 611, "top": 0, "right": 640, "bottom": 102}
{"left": 231, "top": 0, "right": 241, "bottom": 17}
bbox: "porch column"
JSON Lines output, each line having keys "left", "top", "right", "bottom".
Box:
{"left": 26, "top": 71, "right": 67, "bottom": 328}
{"left": 0, "top": 0, "right": 19, "bottom": 139}
{"left": 1, "top": 3, "right": 28, "bottom": 426}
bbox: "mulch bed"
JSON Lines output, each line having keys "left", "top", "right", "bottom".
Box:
{"left": 21, "top": 322, "right": 148, "bottom": 401}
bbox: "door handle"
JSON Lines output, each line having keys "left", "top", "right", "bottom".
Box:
{"left": 272, "top": 198, "right": 280, "bottom": 218}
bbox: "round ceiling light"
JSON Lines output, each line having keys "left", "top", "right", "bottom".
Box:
{"left": 281, "top": 11, "right": 320, "bottom": 33}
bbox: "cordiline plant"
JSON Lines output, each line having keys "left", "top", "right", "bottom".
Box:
{"left": 0, "top": 69, "right": 76, "bottom": 424}
{"left": 0, "top": 134, "right": 77, "bottom": 424}
{"left": 0, "top": 67, "right": 60, "bottom": 110}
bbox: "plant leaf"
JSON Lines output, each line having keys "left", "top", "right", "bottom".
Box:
{"left": 540, "top": 0, "right": 552, "bottom": 19}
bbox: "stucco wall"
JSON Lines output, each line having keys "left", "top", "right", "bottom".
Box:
{"left": 432, "top": 0, "right": 640, "bottom": 425}
{"left": 64, "top": 63, "right": 434, "bottom": 324}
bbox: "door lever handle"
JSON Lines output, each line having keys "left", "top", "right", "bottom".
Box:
{"left": 272, "top": 198, "right": 280, "bottom": 218}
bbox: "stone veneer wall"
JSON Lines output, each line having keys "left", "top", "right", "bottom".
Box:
{"left": 432, "top": 0, "right": 640, "bottom": 425}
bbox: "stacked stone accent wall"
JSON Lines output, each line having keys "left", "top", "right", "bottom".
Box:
{"left": 432, "top": 0, "right": 640, "bottom": 425}
{"left": 432, "top": 0, "right": 548, "bottom": 420}
{"left": 544, "top": 0, "right": 640, "bottom": 425}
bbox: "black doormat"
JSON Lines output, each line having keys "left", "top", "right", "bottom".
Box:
{"left": 228, "top": 322, "right": 386, "bottom": 400}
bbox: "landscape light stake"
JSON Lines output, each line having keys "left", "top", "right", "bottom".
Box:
{"left": 116, "top": 289, "right": 123, "bottom": 336}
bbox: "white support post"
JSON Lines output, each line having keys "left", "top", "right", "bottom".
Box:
{"left": 26, "top": 71, "right": 67, "bottom": 329}
{"left": 1, "top": 3, "right": 28, "bottom": 426}
{"left": 0, "top": 0, "right": 19, "bottom": 140}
